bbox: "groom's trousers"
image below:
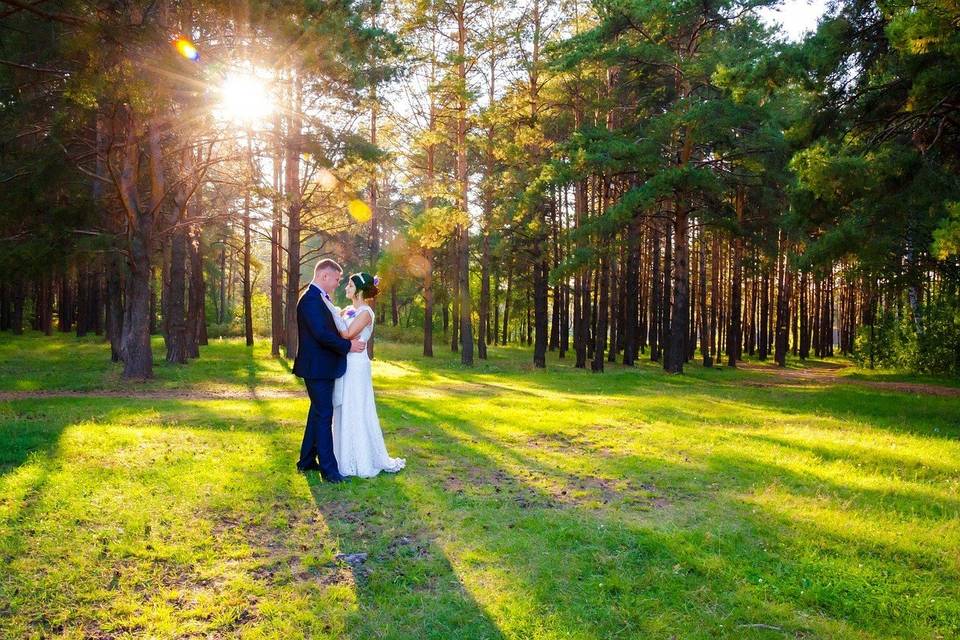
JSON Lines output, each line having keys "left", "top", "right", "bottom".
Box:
{"left": 299, "top": 378, "right": 340, "bottom": 478}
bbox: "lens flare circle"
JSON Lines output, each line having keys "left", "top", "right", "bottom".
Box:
{"left": 348, "top": 199, "right": 372, "bottom": 223}
{"left": 316, "top": 168, "right": 338, "bottom": 191}
{"left": 174, "top": 37, "right": 199, "bottom": 61}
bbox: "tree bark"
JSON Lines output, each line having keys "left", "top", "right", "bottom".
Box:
{"left": 0, "top": 280, "right": 9, "bottom": 332}
{"left": 726, "top": 190, "right": 745, "bottom": 367}
{"left": 592, "top": 242, "right": 609, "bottom": 373}
{"left": 423, "top": 250, "right": 434, "bottom": 357}
{"left": 284, "top": 75, "right": 303, "bottom": 359}
{"left": 270, "top": 109, "right": 284, "bottom": 356}
{"left": 188, "top": 220, "right": 206, "bottom": 356}
{"left": 243, "top": 134, "right": 254, "bottom": 347}
{"left": 799, "top": 271, "right": 809, "bottom": 359}
{"left": 533, "top": 255, "right": 549, "bottom": 368}
{"left": 454, "top": 2, "right": 473, "bottom": 365}
{"left": 118, "top": 108, "right": 154, "bottom": 379}
{"left": 164, "top": 127, "right": 189, "bottom": 365}
{"left": 502, "top": 267, "right": 512, "bottom": 346}
{"left": 700, "top": 225, "right": 712, "bottom": 367}
{"left": 648, "top": 222, "right": 661, "bottom": 362}
{"left": 661, "top": 218, "right": 672, "bottom": 369}
{"left": 11, "top": 280, "right": 25, "bottom": 335}
{"left": 666, "top": 201, "right": 689, "bottom": 374}
{"left": 774, "top": 236, "right": 791, "bottom": 366}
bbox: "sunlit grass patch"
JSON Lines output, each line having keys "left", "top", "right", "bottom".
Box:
{"left": 1, "top": 333, "right": 958, "bottom": 638}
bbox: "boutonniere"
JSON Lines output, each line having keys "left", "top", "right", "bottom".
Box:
{"left": 344, "top": 306, "right": 357, "bottom": 319}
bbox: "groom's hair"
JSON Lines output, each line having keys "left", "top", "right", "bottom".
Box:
{"left": 314, "top": 258, "right": 343, "bottom": 276}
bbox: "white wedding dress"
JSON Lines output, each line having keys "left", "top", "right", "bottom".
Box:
{"left": 333, "top": 305, "right": 406, "bottom": 478}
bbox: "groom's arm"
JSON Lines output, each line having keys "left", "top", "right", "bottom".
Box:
{"left": 301, "top": 296, "right": 352, "bottom": 355}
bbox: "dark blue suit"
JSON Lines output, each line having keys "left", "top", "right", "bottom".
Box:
{"left": 293, "top": 284, "right": 351, "bottom": 477}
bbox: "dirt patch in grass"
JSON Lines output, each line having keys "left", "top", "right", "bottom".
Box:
{"left": 212, "top": 509, "right": 361, "bottom": 590}
{"left": 524, "top": 431, "right": 619, "bottom": 458}
{"left": 442, "top": 463, "right": 672, "bottom": 512}
{"left": 737, "top": 363, "right": 960, "bottom": 397}
{"left": 0, "top": 388, "right": 304, "bottom": 401}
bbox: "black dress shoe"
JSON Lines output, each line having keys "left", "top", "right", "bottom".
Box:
{"left": 297, "top": 463, "right": 321, "bottom": 473}
{"left": 323, "top": 473, "right": 346, "bottom": 483}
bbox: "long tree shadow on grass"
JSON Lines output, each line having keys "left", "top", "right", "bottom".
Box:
{"left": 371, "top": 392, "right": 960, "bottom": 637}
{"left": 0, "top": 332, "right": 298, "bottom": 393}
{"left": 382, "top": 349, "right": 960, "bottom": 441}
{"left": 379, "top": 382, "right": 960, "bottom": 522}
{"left": 305, "top": 474, "right": 507, "bottom": 640}
{"left": 0, "top": 400, "right": 73, "bottom": 475}
{"left": 73, "top": 393, "right": 508, "bottom": 639}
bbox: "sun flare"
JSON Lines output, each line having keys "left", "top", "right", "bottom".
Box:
{"left": 216, "top": 70, "right": 275, "bottom": 126}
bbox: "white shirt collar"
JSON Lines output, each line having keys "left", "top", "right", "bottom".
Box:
{"left": 310, "top": 282, "right": 330, "bottom": 300}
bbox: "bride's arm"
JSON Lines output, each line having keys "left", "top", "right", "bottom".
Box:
{"left": 340, "top": 310, "right": 372, "bottom": 339}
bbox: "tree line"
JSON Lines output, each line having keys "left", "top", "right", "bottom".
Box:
{"left": 1, "top": 0, "right": 958, "bottom": 377}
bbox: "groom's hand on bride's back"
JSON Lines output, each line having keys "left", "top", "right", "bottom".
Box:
{"left": 349, "top": 339, "right": 366, "bottom": 353}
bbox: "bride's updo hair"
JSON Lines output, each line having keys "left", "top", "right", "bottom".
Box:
{"left": 350, "top": 272, "right": 380, "bottom": 300}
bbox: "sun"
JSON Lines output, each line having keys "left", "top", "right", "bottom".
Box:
{"left": 216, "top": 69, "right": 275, "bottom": 127}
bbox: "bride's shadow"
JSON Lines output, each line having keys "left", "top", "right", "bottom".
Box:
{"left": 304, "top": 473, "right": 506, "bottom": 640}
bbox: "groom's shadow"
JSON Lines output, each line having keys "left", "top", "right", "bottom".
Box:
{"left": 304, "top": 473, "right": 506, "bottom": 640}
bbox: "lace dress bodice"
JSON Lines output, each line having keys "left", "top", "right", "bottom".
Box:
{"left": 345, "top": 305, "right": 375, "bottom": 344}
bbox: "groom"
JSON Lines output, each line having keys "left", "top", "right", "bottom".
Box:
{"left": 293, "top": 258, "right": 366, "bottom": 482}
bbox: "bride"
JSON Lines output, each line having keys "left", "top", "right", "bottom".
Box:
{"left": 333, "top": 272, "right": 406, "bottom": 478}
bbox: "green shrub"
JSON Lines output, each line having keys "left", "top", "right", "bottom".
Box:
{"left": 854, "top": 304, "right": 960, "bottom": 375}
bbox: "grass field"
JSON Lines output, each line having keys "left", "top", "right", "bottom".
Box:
{"left": 1, "top": 332, "right": 958, "bottom": 639}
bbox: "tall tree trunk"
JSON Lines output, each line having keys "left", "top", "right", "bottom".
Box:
{"left": 709, "top": 231, "right": 720, "bottom": 361}
{"left": 119, "top": 109, "right": 154, "bottom": 379}
{"left": 649, "top": 222, "right": 662, "bottom": 362}
{"left": 455, "top": 3, "right": 473, "bottom": 365}
{"left": 700, "top": 225, "right": 712, "bottom": 367}
{"left": 748, "top": 267, "right": 758, "bottom": 355}
{"left": 12, "top": 280, "right": 25, "bottom": 335}
{"left": 243, "top": 134, "right": 254, "bottom": 347}
{"left": 799, "top": 271, "right": 809, "bottom": 359}
{"left": 450, "top": 243, "right": 460, "bottom": 352}
{"left": 666, "top": 200, "right": 689, "bottom": 374}
{"left": 423, "top": 40, "right": 438, "bottom": 358}
{"left": 188, "top": 223, "right": 206, "bottom": 355}
{"left": 726, "top": 239, "right": 742, "bottom": 368}
{"left": 726, "top": 190, "right": 745, "bottom": 367}
{"left": 759, "top": 268, "right": 770, "bottom": 360}
{"left": 0, "top": 280, "right": 10, "bottom": 332}
{"left": 774, "top": 235, "right": 791, "bottom": 366}
{"left": 502, "top": 267, "right": 512, "bottom": 346}
{"left": 607, "top": 245, "right": 620, "bottom": 364}
{"left": 623, "top": 213, "right": 640, "bottom": 365}
{"left": 58, "top": 271, "right": 73, "bottom": 333}
{"left": 423, "top": 250, "right": 434, "bottom": 357}
{"left": 533, "top": 256, "right": 549, "bottom": 368}
{"left": 106, "top": 254, "right": 124, "bottom": 361}
{"left": 284, "top": 75, "right": 303, "bottom": 359}
{"left": 592, "top": 240, "right": 609, "bottom": 373}
{"left": 36, "top": 276, "right": 53, "bottom": 335}
{"left": 270, "top": 109, "right": 284, "bottom": 356}
{"left": 661, "top": 218, "right": 672, "bottom": 370}
{"left": 478, "top": 40, "right": 497, "bottom": 362}
{"left": 369, "top": 94, "right": 379, "bottom": 265}
{"left": 574, "top": 179, "right": 589, "bottom": 368}
{"left": 165, "top": 131, "right": 189, "bottom": 365}
{"left": 165, "top": 228, "right": 189, "bottom": 364}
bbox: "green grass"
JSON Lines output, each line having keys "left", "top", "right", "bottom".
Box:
{"left": 1, "top": 332, "right": 959, "bottom": 639}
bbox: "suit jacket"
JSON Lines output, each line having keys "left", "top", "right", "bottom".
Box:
{"left": 292, "top": 285, "right": 351, "bottom": 379}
